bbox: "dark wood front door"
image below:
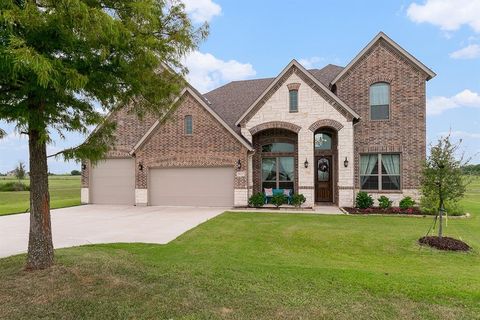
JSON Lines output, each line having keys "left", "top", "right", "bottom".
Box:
{"left": 315, "top": 156, "right": 333, "bottom": 202}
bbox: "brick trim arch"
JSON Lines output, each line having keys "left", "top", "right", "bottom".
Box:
{"left": 309, "top": 119, "right": 344, "bottom": 132}
{"left": 287, "top": 82, "right": 301, "bottom": 91}
{"left": 367, "top": 74, "right": 394, "bottom": 85}
{"left": 249, "top": 121, "right": 301, "bottom": 135}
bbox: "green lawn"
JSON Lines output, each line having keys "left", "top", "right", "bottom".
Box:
{"left": 0, "top": 177, "right": 479, "bottom": 319}
{"left": 0, "top": 176, "right": 81, "bottom": 216}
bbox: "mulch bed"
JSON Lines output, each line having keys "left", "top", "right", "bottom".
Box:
{"left": 343, "top": 207, "right": 423, "bottom": 215}
{"left": 418, "top": 236, "right": 471, "bottom": 251}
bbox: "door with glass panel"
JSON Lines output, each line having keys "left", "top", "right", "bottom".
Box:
{"left": 315, "top": 156, "right": 332, "bottom": 202}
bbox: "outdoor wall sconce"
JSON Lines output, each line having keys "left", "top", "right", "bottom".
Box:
{"left": 344, "top": 157, "right": 349, "bottom": 168}
{"left": 138, "top": 163, "right": 144, "bottom": 171}
{"left": 81, "top": 163, "right": 86, "bottom": 170}
{"left": 304, "top": 158, "right": 309, "bottom": 168}
{"left": 236, "top": 159, "right": 242, "bottom": 170}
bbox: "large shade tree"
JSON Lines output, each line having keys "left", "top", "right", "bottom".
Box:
{"left": 0, "top": 0, "right": 206, "bottom": 270}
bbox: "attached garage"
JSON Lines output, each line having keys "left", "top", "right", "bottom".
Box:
{"left": 90, "top": 159, "right": 135, "bottom": 205}
{"left": 149, "top": 167, "right": 234, "bottom": 207}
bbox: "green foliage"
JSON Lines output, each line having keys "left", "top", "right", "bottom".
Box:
{"left": 14, "top": 161, "right": 26, "bottom": 180}
{"left": 377, "top": 195, "right": 392, "bottom": 209}
{"left": 291, "top": 193, "right": 306, "bottom": 207}
{"left": 420, "top": 196, "right": 465, "bottom": 216}
{"left": 462, "top": 164, "right": 480, "bottom": 176}
{"left": 70, "top": 170, "right": 81, "bottom": 176}
{"left": 356, "top": 191, "right": 374, "bottom": 209}
{"left": 271, "top": 194, "right": 287, "bottom": 208}
{"left": 399, "top": 196, "right": 415, "bottom": 210}
{"left": 0, "top": 181, "right": 29, "bottom": 192}
{"left": 248, "top": 193, "right": 265, "bottom": 207}
{"left": 0, "top": 0, "right": 206, "bottom": 162}
{"left": 421, "top": 135, "right": 470, "bottom": 208}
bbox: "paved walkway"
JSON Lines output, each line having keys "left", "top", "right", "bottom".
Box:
{"left": 0, "top": 205, "right": 225, "bottom": 258}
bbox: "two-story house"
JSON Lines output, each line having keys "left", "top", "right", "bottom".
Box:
{"left": 81, "top": 32, "right": 435, "bottom": 208}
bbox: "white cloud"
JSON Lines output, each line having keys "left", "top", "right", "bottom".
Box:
{"left": 427, "top": 89, "right": 480, "bottom": 115}
{"left": 183, "top": 0, "right": 221, "bottom": 23}
{"left": 407, "top": 0, "right": 480, "bottom": 33}
{"left": 298, "top": 57, "right": 325, "bottom": 69}
{"left": 184, "top": 51, "right": 256, "bottom": 93}
{"left": 450, "top": 44, "right": 480, "bottom": 59}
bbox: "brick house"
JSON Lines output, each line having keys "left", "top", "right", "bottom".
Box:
{"left": 81, "top": 32, "right": 435, "bottom": 208}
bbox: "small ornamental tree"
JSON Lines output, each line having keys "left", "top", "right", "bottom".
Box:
{"left": 15, "top": 161, "right": 26, "bottom": 181}
{"left": 0, "top": 0, "right": 206, "bottom": 270}
{"left": 421, "top": 135, "right": 470, "bottom": 238}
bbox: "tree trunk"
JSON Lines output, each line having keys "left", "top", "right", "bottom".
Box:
{"left": 26, "top": 129, "right": 54, "bottom": 270}
{"left": 438, "top": 199, "right": 444, "bottom": 239}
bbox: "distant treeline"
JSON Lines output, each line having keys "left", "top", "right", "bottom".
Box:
{"left": 462, "top": 164, "right": 480, "bottom": 175}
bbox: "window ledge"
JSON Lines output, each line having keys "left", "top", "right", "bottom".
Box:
{"left": 360, "top": 190, "right": 402, "bottom": 194}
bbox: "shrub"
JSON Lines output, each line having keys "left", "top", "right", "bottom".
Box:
{"left": 378, "top": 195, "right": 392, "bottom": 209}
{"left": 71, "top": 170, "right": 81, "bottom": 176}
{"left": 248, "top": 193, "right": 265, "bottom": 207}
{"left": 399, "top": 196, "right": 415, "bottom": 210}
{"left": 356, "top": 191, "right": 373, "bottom": 209}
{"left": 271, "top": 194, "right": 287, "bottom": 208}
{"left": 0, "top": 181, "right": 30, "bottom": 192}
{"left": 291, "top": 194, "right": 306, "bottom": 208}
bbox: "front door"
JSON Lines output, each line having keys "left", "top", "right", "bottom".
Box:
{"left": 315, "top": 156, "right": 333, "bottom": 202}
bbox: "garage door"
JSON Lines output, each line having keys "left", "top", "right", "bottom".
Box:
{"left": 90, "top": 159, "right": 135, "bottom": 205}
{"left": 149, "top": 167, "right": 234, "bottom": 207}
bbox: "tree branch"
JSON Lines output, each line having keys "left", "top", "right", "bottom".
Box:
{"left": 47, "top": 145, "right": 80, "bottom": 159}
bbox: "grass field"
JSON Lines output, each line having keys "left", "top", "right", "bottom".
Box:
{"left": 0, "top": 176, "right": 81, "bottom": 216}
{"left": 0, "top": 177, "right": 478, "bottom": 319}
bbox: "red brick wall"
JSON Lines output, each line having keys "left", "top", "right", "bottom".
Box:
{"left": 335, "top": 39, "right": 427, "bottom": 190}
{"left": 81, "top": 105, "right": 156, "bottom": 188}
{"left": 135, "top": 92, "right": 249, "bottom": 189}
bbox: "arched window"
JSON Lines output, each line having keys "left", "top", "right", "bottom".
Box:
{"left": 370, "top": 82, "right": 390, "bottom": 120}
{"left": 314, "top": 132, "right": 332, "bottom": 150}
{"left": 184, "top": 115, "right": 193, "bottom": 134}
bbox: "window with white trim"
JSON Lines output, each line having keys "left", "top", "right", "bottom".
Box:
{"left": 360, "top": 153, "right": 400, "bottom": 190}
{"left": 370, "top": 82, "right": 390, "bottom": 120}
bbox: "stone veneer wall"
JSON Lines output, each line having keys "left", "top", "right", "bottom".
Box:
{"left": 335, "top": 38, "right": 428, "bottom": 203}
{"left": 134, "top": 92, "right": 249, "bottom": 206}
{"left": 241, "top": 70, "right": 355, "bottom": 207}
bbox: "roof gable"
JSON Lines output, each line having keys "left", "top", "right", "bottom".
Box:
{"left": 234, "top": 60, "right": 359, "bottom": 126}
{"left": 331, "top": 32, "right": 436, "bottom": 85}
{"left": 130, "top": 86, "right": 254, "bottom": 154}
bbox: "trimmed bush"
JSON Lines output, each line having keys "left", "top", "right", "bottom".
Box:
{"left": 291, "top": 194, "right": 306, "bottom": 208}
{"left": 378, "top": 195, "right": 392, "bottom": 209}
{"left": 248, "top": 193, "right": 265, "bottom": 207}
{"left": 356, "top": 191, "right": 374, "bottom": 209}
{"left": 399, "top": 196, "right": 415, "bottom": 210}
{"left": 271, "top": 194, "right": 287, "bottom": 208}
{"left": 0, "top": 182, "right": 30, "bottom": 192}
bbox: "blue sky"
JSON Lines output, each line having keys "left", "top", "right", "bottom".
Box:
{"left": 1, "top": 0, "right": 479, "bottom": 174}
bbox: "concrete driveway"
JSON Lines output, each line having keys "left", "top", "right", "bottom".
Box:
{"left": 0, "top": 205, "right": 226, "bottom": 258}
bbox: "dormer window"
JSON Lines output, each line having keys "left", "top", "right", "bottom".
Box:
{"left": 370, "top": 82, "right": 390, "bottom": 120}
{"left": 184, "top": 115, "right": 193, "bottom": 135}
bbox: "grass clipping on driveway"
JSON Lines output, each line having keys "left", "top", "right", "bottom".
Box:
{"left": 1, "top": 211, "right": 480, "bottom": 320}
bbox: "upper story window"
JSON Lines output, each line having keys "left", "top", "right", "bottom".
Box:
{"left": 289, "top": 90, "right": 298, "bottom": 112}
{"left": 184, "top": 115, "right": 193, "bottom": 135}
{"left": 370, "top": 82, "right": 390, "bottom": 120}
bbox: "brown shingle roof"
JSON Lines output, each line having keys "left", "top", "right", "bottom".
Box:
{"left": 203, "top": 64, "right": 344, "bottom": 133}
